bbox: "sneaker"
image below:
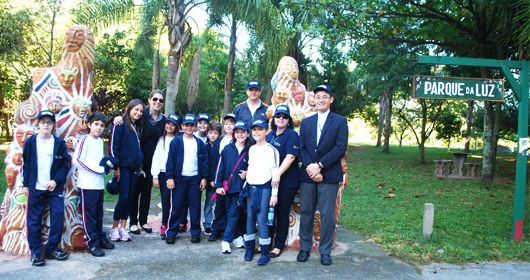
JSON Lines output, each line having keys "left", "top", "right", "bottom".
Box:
{"left": 100, "top": 239, "right": 115, "bottom": 249}
{"left": 208, "top": 233, "right": 220, "bottom": 242}
{"left": 44, "top": 249, "right": 69, "bottom": 260}
{"left": 110, "top": 228, "right": 121, "bottom": 242}
{"left": 119, "top": 228, "right": 132, "bottom": 241}
{"left": 178, "top": 223, "right": 187, "bottom": 232}
{"left": 166, "top": 236, "right": 176, "bottom": 244}
{"left": 204, "top": 227, "right": 212, "bottom": 235}
{"left": 87, "top": 246, "right": 105, "bottom": 257}
{"left": 31, "top": 253, "right": 46, "bottom": 266}
{"left": 221, "top": 241, "right": 232, "bottom": 254}
{"left": 160, "top": 225, "right": 167, "bottom": 240}
{"left": 233, "top": 236, "right": 245, "bottom": 248}
{"left": 191, "top": 235, "right": 200, "bottom": 243}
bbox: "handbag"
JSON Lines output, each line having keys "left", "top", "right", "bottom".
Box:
{"left": 211, "top": 151, "right": 247, "bottom": 201}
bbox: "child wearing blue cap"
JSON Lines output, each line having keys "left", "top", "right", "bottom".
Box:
{"left": 194, "top": 113, "right": 210, "bottom": 144}
{"left": 151, "top": 114, "right": 180, "bottom": 239}
{"left": 240, "top": 119, "right": 280, "bottom": 265}
{"left": 73, "top": 112, "right": 117, "bottom": 257}
{"left": 22, "top": 110, "right": 70, "bottom": 266}
{"left": 165, "top": 114, "right": 209, "bottom": 244}
{"left": 214, "top": 121, "right": 251, "bottom": 254}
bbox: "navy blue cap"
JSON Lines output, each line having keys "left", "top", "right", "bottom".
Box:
{"left": 247, "top": 79, "right": 261, "bottom": 90}
{"left": 166, "top": 114, "right": 180, "bottom": 126}
{"left": 106, "top": 177, "right": 119, "bottom": 195}
{"left": 233, "top": 121, "right": 249, "bottom": 131}
{"left": 100, "top": 156, "right": 120, "bottom": 175}
{"left": 274, "top": 104, "right": 290, "bottom": 116}
{"left": 251, "top": 119, "right": 268, "bottom": 129}
{"left": 197, "top": 113, "right": 210, "bottom": 122}
{"left": 182, "top": 114, "right": 197, "bottom": 125}
{"left": 37, "top": 110, "right": 56, "bottom": 122}
{"left": 224, "top": 113, "right": 237, "bottom": 121}
{"left": 313, "top": 84, "right": 332, "bottom": 96}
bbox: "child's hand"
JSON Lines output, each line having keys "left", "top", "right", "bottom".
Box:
{"left": 113, "top": 116, "right": 124, "bottom": 125}
{"left": 200, "top": 179, "right": 207, "bottom": 191}
{"left": 210, "top": 182, "right": 215, "bottom": 187}
{"left": 216, "top": 188, "right": 225, "bottom": 196}
{"left": 269, "top": 195, "right": 278, "bottom": 207}
{"left": 239, "top": 170, "right": 247, "bottom": 180}
{"left": 22, "top": 187, "right": 29, "bottom": 196}
{"left": 153, "top": 178, "right": 159, "bottom": 189}
{"left": 167, "top": 179, "right": 175, "bottom": 190}
{"left": 45, "top": 180, "right": 57, "bottom": 192}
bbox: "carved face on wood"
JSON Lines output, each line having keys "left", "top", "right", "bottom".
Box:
{"left": 65, "top": 26, "right": 86, "bottom": 53}
{"left": 45, "top": 92, "right": 63, "bottom": 114}
{"left": 66, "top": 137, "right": 77, "bottom": 152}
{"left": 58, "top": 67, "right": 78, "bottom": 88}
{"left": 12, "top": 153, "right": 23, "bottom": 166}
{"left": 73, "top": 98, "right": 89, "bottom": 118}
{"left": 291, "top": 109, "right": 306, "bottom": 127}
{"left": 14, "top": 128, "right": 34, "bottom": 149}
{"left": 5, "top": 167, "right": 18, "bottom": 189}
{"left": 284, "top": 59, "right": 299, "bottom": 81}
{"left": 76, "top": 119, "right": 88, "bottom": 134}
{"left": 274, "top": 86, "right": 291, "bottom": 104}
{"left": 307, "top": 91, "right": 316, "bottom": 107}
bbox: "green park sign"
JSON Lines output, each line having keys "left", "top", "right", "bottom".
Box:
{"left": 412, "top": 75, "right": 504, "bottom": 101}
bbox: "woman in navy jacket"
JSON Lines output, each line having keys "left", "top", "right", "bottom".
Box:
{"left": 109, "top": 99, "right": 144, "bottom": 242}
{"left": 22, "top": 110, "right": 70, "bottom": 266}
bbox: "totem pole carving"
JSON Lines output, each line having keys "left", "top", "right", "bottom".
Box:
{"left": 0, "top": 25, "right": 95, "bottom": 254}
{"left": 268, "top": 56, "right": 349, "bottom": 249}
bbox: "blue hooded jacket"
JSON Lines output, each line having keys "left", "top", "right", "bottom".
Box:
{"left": 166, "top": 135, "right": 209, "bottom": 183}
{"left": 109, "top": 123, "right": 143, "bottom": 170}
{"left": 213, "top": 142, "right": 249, "bottom": 193}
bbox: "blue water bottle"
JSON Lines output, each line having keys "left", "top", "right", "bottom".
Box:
{"left": 267, "top": 206, "right": 275, "bottom": 226}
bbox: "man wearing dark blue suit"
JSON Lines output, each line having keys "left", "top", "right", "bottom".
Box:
{"left": 297, "top": 85, "right": 348, "bottom": 266}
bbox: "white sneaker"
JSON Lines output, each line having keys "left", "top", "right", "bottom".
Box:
{"left": 110, "top": 228, "right": 120, "bottom": 242}
{"left": 119, "top": 228, "right": 132, "bottom": 241}
{"left": 221, "top": 241, "right": 232, "bottom": 254}
{"left": 233, "top": 236, "right": 245, "bottom": 248}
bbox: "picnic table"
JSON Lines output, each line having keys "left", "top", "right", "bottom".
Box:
{"left": 449, "top": 151, "right": 471, "bottom": 177}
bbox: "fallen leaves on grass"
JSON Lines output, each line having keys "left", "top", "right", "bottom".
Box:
{"left": 490, "top": 194, "right": 496, "bottom": 197}
{"left": 376, "top": 182, "right": 386, "bottom": 187}
{"left": 355, "top": 188, "right": 361, "bottom": 191}
{"left": 384, "top": 193, "right": 396, "bottom": 198}
{"left": 415, "top": 194, "right": 420, "bottom": 198}
{"left": 421, "top": 194, "right": 427, "bottom": 197}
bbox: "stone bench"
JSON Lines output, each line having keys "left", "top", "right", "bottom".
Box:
{"left": 465, "top": 162, "right": 482, "bottom": 178}
{"left": 434, "top": 160, "right": 453, "bottom": 176}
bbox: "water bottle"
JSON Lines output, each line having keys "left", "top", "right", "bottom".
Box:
{"left": 267, "top": 206, "right": 275, "bottom": 226}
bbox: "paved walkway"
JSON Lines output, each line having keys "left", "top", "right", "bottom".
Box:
{"left": 0, "top": 200, "right": 527, "bottom": 279}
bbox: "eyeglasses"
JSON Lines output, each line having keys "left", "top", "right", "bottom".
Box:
{"left": 39, "top": 121, "right": 54, "bottom": 125}
{"left": 274, "top": 114, "right": 289, "bottom": 119}
{"left": 152, "top": 97, "right": 164, "bottom": 103}
{"left": 314, "top": 95, "right": 330, "bottom": 101}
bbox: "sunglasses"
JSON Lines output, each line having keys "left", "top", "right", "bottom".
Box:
{"left": 152, "top": 97, "right": 164, "bottom": 103}
{"left": 274, "top": 114, "right": 289, "bottom": 119}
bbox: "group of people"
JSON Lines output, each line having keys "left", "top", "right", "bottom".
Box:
{"left": 22, "top": 79, "right": 348, "bottom": 267}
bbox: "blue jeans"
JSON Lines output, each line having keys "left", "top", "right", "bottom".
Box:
{"left": 246, "top": 186, "right": 271, "bottom": 243}
{"left": 203, "top": 186, "right": 216, "bottom": 228}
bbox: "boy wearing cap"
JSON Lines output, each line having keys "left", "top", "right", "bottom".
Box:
{"left": 202, "top": 121, "right": 222, "bottom": 235}
{"left": 233, "top": 80, "right": 269, "bottom": 141}
{"left": 194, "top": 113, "right": 210, "bottom": 144}
{"left": 165, "top": 114, "right": 209, "bottom": 244}
{"left": 73, "top": 112, "right": 117, "bottom": 257}
{"left": 297, "top": 84, "right": 348, "bottom": 266}
{"left": 22, "top": 110, "right": 70, "bottom": 266}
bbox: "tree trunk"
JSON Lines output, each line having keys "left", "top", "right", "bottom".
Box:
{"left": 223, "top": 16, "right": 237, "bottom": 116}
{"left": 464, "top": 100, "right": 474, "bottom": 152}
{"left": 264, "top": 87, "right": 273, "bottom": 105}
{"left": 419, "top": 101, "right": 428, "bottom": 164}
{"left": 376, "top": 94, "right": 385, "bottom": 147}
{"left": 165, "top": 53, "right": 181, "bottom": 115}
{"left": 152, "top": 50, "right": 161, "bottom": 91}
{"left": 383, "top": 90, "right": 392, "bottom": 153}
{"left": 482, "top": 101, "right": 495, "bottom": 182}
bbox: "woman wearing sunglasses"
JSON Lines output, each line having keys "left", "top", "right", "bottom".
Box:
{"left": 113, "top": 90, "right": 167, "bottom": 235}
{"left": 266, "top": 104, "right": 300, "bottom": 258}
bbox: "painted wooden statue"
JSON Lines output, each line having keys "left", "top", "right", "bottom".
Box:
{"left": 0, "top": 25, "right": 95, "bottom": 254}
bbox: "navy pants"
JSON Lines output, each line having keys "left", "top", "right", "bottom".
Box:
{"left": 157, "top": 172, "right": 170, "bottom": 227}
{"left": 80, "top": 189, "right": 106, "bottom": 248}
{"left": 130, "top": 165, "right": 153, "bottom": 226}
{"left": 179, "top": 197, "right": 189, "bottom": 226}
{"left": 269, "top": 187, "right": 298, "bottom": 250}
{"left": 166, "top": 175, "right": 202, "bottom": 237}
{"left": 26, "top": 189, "right": 64, "bottom": 255}
{"left": 113, "top": 167, "right": 138, "bottom": 221}
{"left": 222, "top": 192, "right": 242, "bottom": 243}
{"left": 211, "top": 194, "right": 227, "bottom": 235}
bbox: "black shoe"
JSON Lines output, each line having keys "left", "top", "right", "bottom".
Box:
{"left": 44, "top": 249, "right": 69, "bottom": 261}
{"left": 129, "top": 225, "right": 141, "bottom": 235}
{"left": 191, "top": 235, "right": 200, "bottom": 243}
{"left": 208, "top": 233, "right": 220, "bottom": 242}
{"left": 166, "top": 236, "right": 176, "bottom": 244}
{"left": 321, "top": 254, "right": 332, "bottom": 265}
{"left": 100, "top": 239, "right": 115, "bottom": 249}
{"left": 204, "top": 227, "right": 212, "bottom": 235}
{"left": 87, "top": 246, "right": 105, "bottom": 257}
{"left": 297, "top": 250, "right": 310, "bottom": 262}
{"left": 31, "top": 253, "right": 46, "bottom": 266}
{"left": 141, "top": 224, "right": 153, "bottom": 233}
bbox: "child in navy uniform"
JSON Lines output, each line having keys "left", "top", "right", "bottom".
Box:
{"left": 165, "top": 114, "right": 208, "bottom": 244}
{"left": 151, "top": 114, "right": 180, "bottom": 239}
{"left": 214, "top": 121, "right": 250, "bottom": 253}
{"left": 73, "top": 112, "right": 116, "bottom": 256}
{"left": 241, "top": 119, "right": 280, "bottom": 265}
{"left": 109, "top": 99, "right": 144, "bottom": 242}
{"left": 22, "top": 110, "right": 70, "bottom": 266}
{"left": 203, "top": 121, "right": 221, "bottom": 235}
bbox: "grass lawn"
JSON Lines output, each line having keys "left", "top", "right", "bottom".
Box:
{"left": 340, "top": 143, "right": 530, "bottom": 265}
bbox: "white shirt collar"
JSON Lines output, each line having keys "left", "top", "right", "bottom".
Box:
{"left": 317, "top": 109, "right": 330, "bottom": 120}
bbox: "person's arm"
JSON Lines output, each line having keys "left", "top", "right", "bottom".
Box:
{"left": 317, "top": 117, "right": 349, "bottom": 169}
{"left": 214, "top": 153, "right": 226, "bottom": 189}
{"left": 299, "top": 119, "right": 315, "bottom": 167}
{"left": 73, "top": 137, "right": 105, "bottom": 175}
{"left": 272, "top": 132, "right": 299, "bottom": 185}
{"left": 22, "top": 136, "right": 32, "bottom": 194}
{"left": 52, "top": 140, "right": 71, "bottom": 187}
{"left": 109, "top": 124, "right": 121, "bottom": 159}
{"left": 151, "top": 138, "right": 163, "bottom": 179}
{"left": 199, "top": 141, "right": 209, "bottom": 181}
{"left": 165, "top": 138, "right": 177, "bottom": 180}
{"left": 270, "top": 146, "right": 280, "bottom": 196}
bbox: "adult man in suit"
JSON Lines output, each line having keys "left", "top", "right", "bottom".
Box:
{"left": 297, "top": 84, "right": 348, "bottom": 265}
